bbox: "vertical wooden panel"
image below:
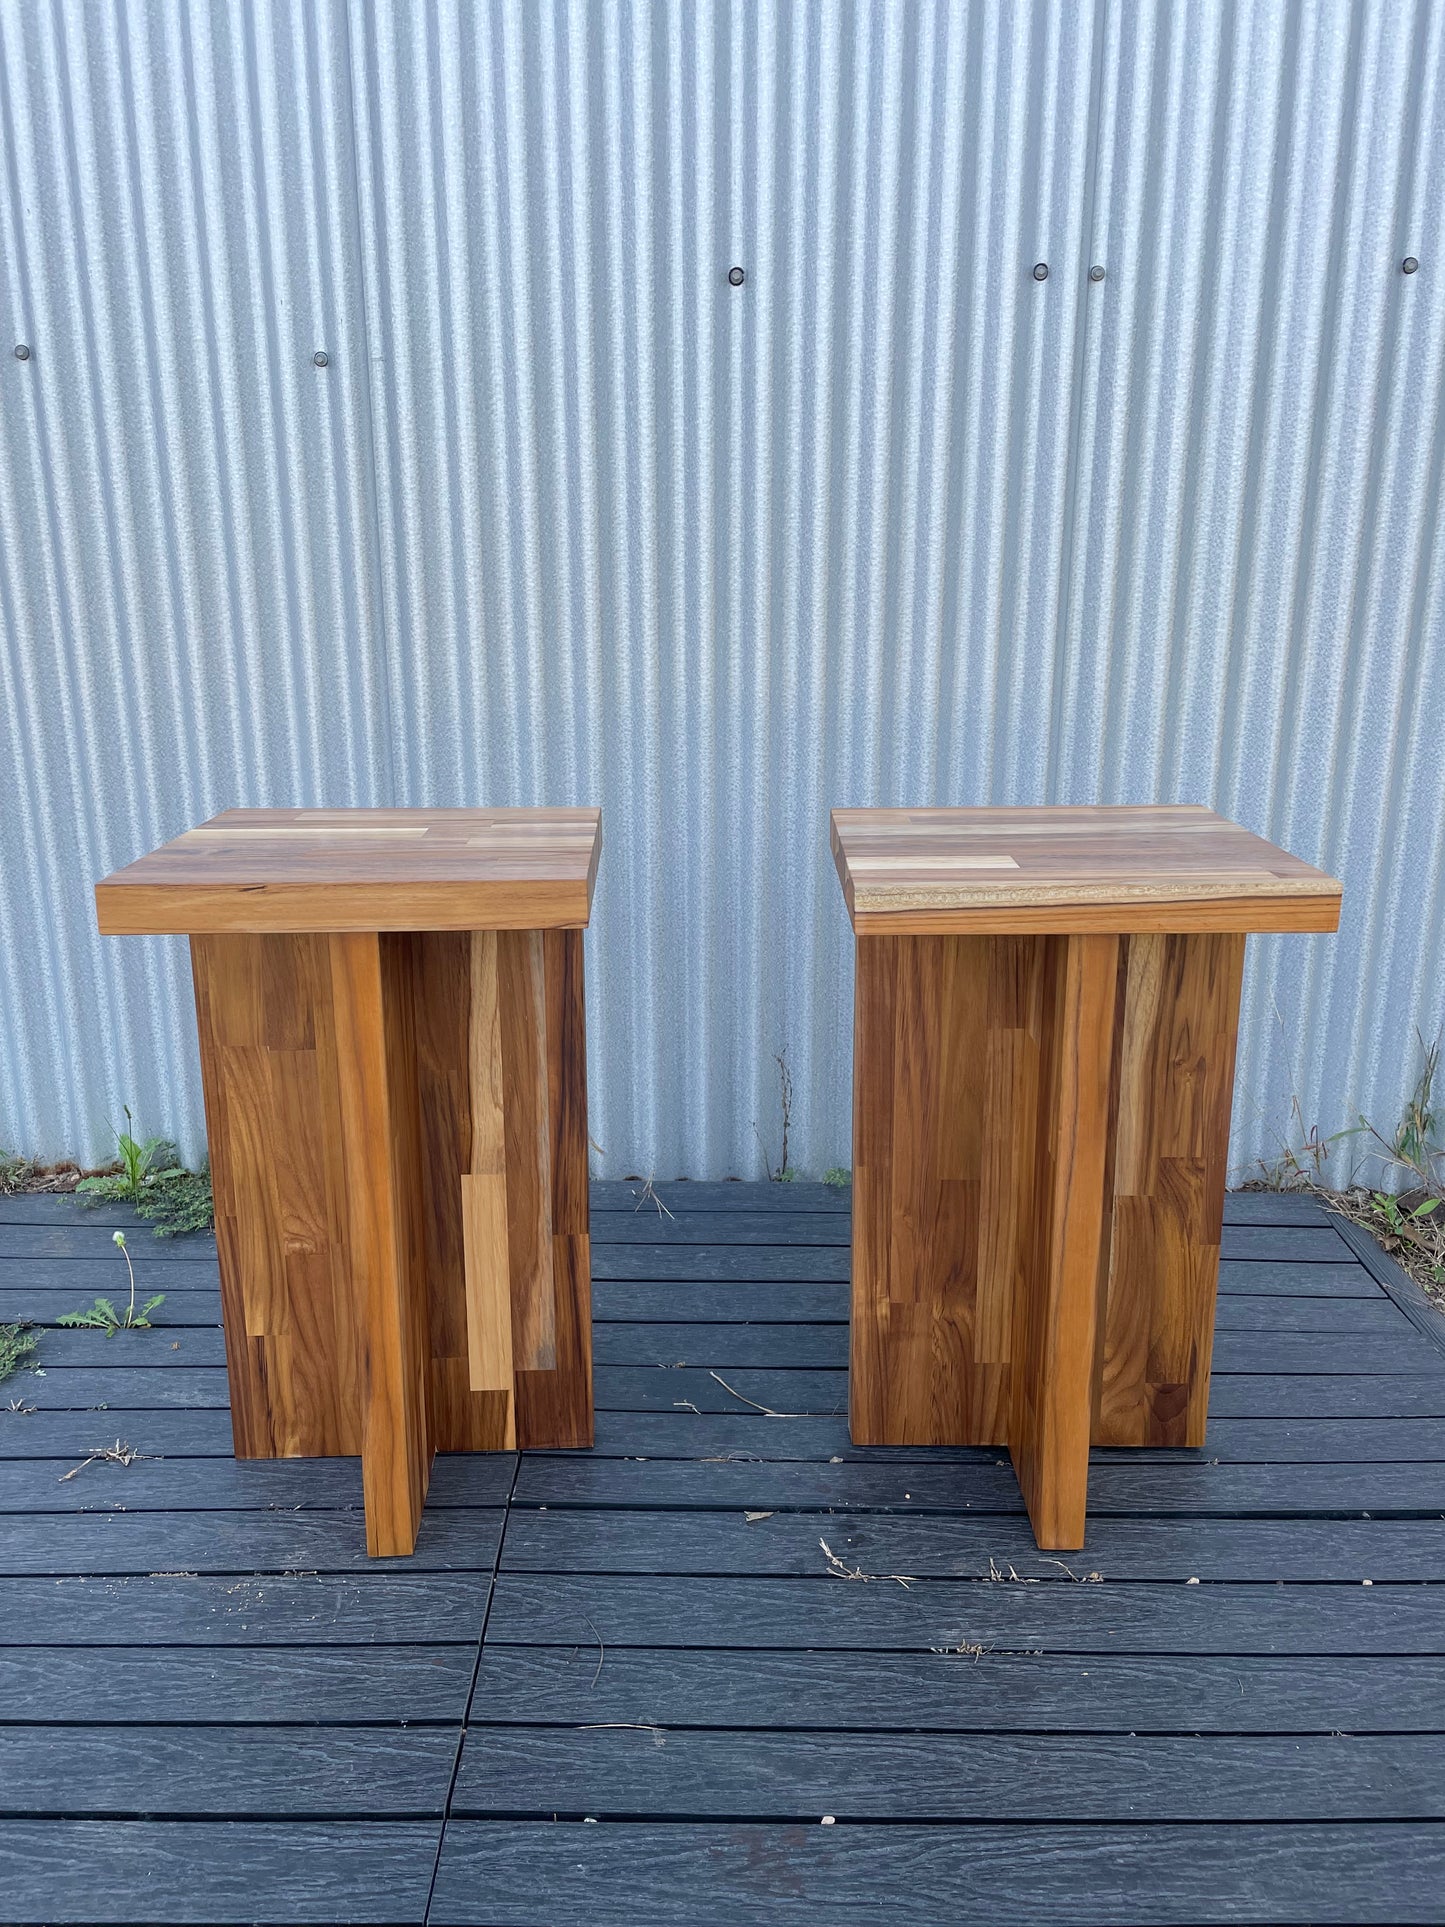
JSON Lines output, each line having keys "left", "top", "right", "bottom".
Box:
{"left": 498, "top": 930, "right": 556, "bottom": 1373}
{"left": 515, "top": 928, "right": 593, "bottom": 1449}
{"left": 328, "top": 932, "right": 431, "bottom": 1557}
{"left": 189, "top": 935, "right": 360, "bottom": 1460}
{"left": 1096, "top": 932, "right": 1246, "bottom": 1447}
{"left": 461, "top": 931, "right": 516, "bottom": 1445}
{"left": 409, "top": 933, "right": 511, "bottom": 1452}
{"left": 850, "top": 934, "right": 1043, "bottom": 1448}
{"left": 1009, "top": 933, "right": 1120, "bottom": 1550}
{"left": 191, "top": 919, "right": 594, "bottom": 1506}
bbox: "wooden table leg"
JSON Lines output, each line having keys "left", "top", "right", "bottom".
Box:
{"left": 849, "top": 930, "right": 1119, "bottom": 1549}
{"left": 1007, "top": 933, "right": 1120, "bottom": 1548}
{"left": 192, "top": 924, "right": 593, "bottom": 1558}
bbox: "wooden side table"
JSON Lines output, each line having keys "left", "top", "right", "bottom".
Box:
{"left": 96, "top": 807, "right": 601, "bottom": 1556}
{"left": 830, "top": 805, "right": 1341, "bottom": 1549}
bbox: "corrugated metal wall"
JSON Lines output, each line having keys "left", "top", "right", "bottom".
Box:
{"left": 1, "top": 0, "right": 1441, "bottom": 1183}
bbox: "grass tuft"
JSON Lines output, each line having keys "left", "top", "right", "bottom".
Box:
{"left": 0, "top": 1322, "right": 38, "bottom": 1384}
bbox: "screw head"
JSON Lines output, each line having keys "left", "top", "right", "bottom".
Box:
{"left": 313, "top": 349, "right": 330, "bottom": 367}
{"left": 13, "top": 342, "right": 29, "bottom": 360}
{"left": 727, "top": 266, "right": 746, "bottom": 287}
{"left": 1403, "top": 256, "right": 1419, "bottom": 275}
{"left": 1032, "top": 262, "right": 1049, "bottom": 281}
{"left": 1089, "top": 264, "right": 1106, "bottom": 283}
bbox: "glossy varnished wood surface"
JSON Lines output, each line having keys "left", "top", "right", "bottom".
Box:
{"left": 96, "top": 808, "right": 602, "bottom": 933}
{"left": 1096, "top": 933, "right": 1245, "bottom": 1448}
{"left": 1008, "top": 935, "right": 1119, "bottom": 1548}
{"left": 849, "top": 934, "right": 1032, "bottom": 1448}
{"left": 190, "top": 934, "right": 363, "bottom": 1462}
{"left": 831, "top": 806, "right": 1342, "bottom": 933}
{"left": 847, "top": 927, "right": 1252, "bottom": 1544}
{"left": 189, "top": 924, "right": 593, "bottom": 1550}
{"left": 3, "top": 1189, "right": 1443, "bottom": 1924}
{"left": 850, "top": 932, "right": 1121, "bottom": 1546}
{"left": 329, "top": 932, "right": 433, "bottom": 1558}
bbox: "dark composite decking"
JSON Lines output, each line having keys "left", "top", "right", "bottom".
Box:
{"left": 1, "top": 1184, "right": 1444, "bottom": 1924}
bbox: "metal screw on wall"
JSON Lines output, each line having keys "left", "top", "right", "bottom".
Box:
{"left": 1032, "top": 262, "right": 1049, "bottom": 281}
{"left": 13, "top": 343, "right": 30, "bottom": 360}
{"left": 727, "top": 266, "right": 746, "bottom": 286}
{"left": 1402, "top": 257, "right": 1419, "bottom": 275}
{"left": 313, "top": 350, "right": 330, "bottom": 367}
{"left": 1089, "top": 265, "right": 1106, "bottom": 283}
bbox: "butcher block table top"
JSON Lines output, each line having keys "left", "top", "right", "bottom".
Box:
{"left": 830, "top": 804, "right": 1342, "bottom": 935}
{"left": 94, "top": 807, "right": 603, "bottom": 934}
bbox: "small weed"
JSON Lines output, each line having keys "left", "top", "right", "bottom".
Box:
{"left": 822, "top": 1167, "right": 851, "bottom": 1189}
{"left": 1328, "top": 1035, "right": 1445, "bottom": 1300}
{"left": 1356, "top": 1034, "right": 1444, "bottom": 1194}
{"left": 75, "top": 1108, "right": 213, "bottom": 1236}
{"left": 57, "top": 1231, "right": 165, "bottom": 1335}
{"left": 1253, "top": 1093, "right": 1355, "bottom": 1191}
{"left": 77, "top": 1107, "right": 171, "bottom": 1206}
{"left": 1369, "top": 1191, "right": 1440, "bottom": 1242}
{"left": 753, "top": 1047, "right": 796, "bottom": 1182}
{"left": 1249, "top": 1031, "right": 1445, "bottom": 1304}
{"left": 134, "top": 1166, "right": 213, "bottom": 1238}
{"left": 0, "top": 1322, "right": 38, "bottom": 1385}
{"left": 0, "top": 1150, "right": 40, "bottom": 1194}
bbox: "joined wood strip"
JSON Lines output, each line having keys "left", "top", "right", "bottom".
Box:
{"left": 500, "top": 931, "right": 556, "bottom": 1374}
{"left": 462, "top": 934, "right": 515, "bottom": 1439}
{"left": 1008, "top": 934, "right": 1120, "bottom": 1549}
{"left": 328, "top": 933, "right": 431, "bottom": 1557}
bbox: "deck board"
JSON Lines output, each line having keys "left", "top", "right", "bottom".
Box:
{"left": 1, "top": 1184, "right": 1442, "bottom": 1924}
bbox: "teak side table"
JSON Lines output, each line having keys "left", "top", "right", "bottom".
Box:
{"left": 96, "top": 807, "right": 602, "bottom": 1556}
{"left": 831, "top": 805, "right": 1342, "bottom": 1550}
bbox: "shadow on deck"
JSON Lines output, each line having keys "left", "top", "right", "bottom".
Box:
{"left": 1, "top": 1182, "right": 1444, "bottom": 1923}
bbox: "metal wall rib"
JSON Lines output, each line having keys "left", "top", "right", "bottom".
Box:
{"left": 1, "top": 0, "right": 1441, "bottom": 1184}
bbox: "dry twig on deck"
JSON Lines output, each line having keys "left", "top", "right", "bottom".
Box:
{"left": 707, "top": 1370, "right": 809, "bottom": 1418}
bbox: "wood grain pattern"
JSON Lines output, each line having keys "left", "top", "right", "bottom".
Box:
{"left": 839, "top": 810, "right": 1337, "bottom": 1548}
{"left": 189, "top": 922, "right": 594, "bottom": 1547}
{"left": 409, "top": 932, "right": 592, "bottom": 1454}
{"left": 499, "top": 932, "right": 556, "bottom": 1374}
{"left": 514, "top": 928, "right": 594, "bottom": 1450}
{"left": 329, "top": 933, "right": 431, "bottom": 1557}
{"left": 832, "top": 805, "right": 1341, "bottom": 934}
{"left": 143, "top": 808, "right": 599, "bottom": 1553}
{"left": 1009, "top": 935, "right": 1120, "bottom": 1548}
{"left": 462, "top": 934, "right": 514, "bottom": 1435}
{"left": 409, "top": 932, "right": 510, "bottom": 1455}
{"left": 1095, "top": 932, "right": 1245, "bottom": 1448}
{"left": 849, "top": 935, "right": 1035, "bottom": 1447}
{"left": 190, "top": 934, "right": 361, "bottom": 1461}
{"left": 96, "top": 807, "right": 602, "bottom": 933}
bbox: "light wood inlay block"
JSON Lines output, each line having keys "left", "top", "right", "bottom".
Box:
{"left": 832, "top": 804, "right": 1342, "bottom": 932}
{"left": 834, "top": 805, "right": 1338, "bottom": 1549}
{"left": 462, "top": 934, "right": 514, "bottom": 1417}
{"left": 96, "top": 806, "right": 602, "bottom": 933}
{"left": 103, "top": 809, "right": 601, "bottom": 1556}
